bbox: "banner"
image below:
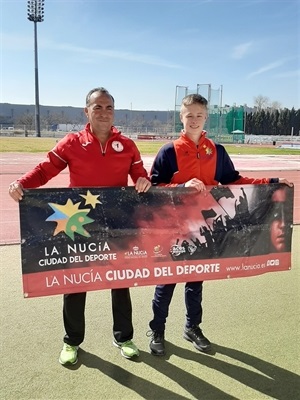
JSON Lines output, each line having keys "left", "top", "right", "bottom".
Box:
{"left": 19, "top": 184, "right": 294, "bottom": 298}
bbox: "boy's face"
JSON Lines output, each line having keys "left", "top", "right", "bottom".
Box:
{"left": 180, "top": 103, "right": 208, "bottom": 135}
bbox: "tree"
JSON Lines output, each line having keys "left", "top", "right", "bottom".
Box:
{"left": 270, "top": 101, "right": 282, "bottom": 110}
{"left": 278, "top": 108, "right": 290, "bottom": 135}
{"left": 245, "top": 107, "right": 300, "bottom": 136}
{"left": 253, "top": 95, "right": 269, "bottom": 110}
{"left": 270, "top": 110, "right": 280, "bottom": 136}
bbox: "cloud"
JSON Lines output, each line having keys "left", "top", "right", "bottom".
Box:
{"left": 231, "top": 42, "right": 253, "bottom": 59}
{"left": 247, "top": 59, "right": 288, "bottom": 79}
{"left": 2, "top": 33, "right": 182, "bottom": 69}
{"left": 55, "top": 43, "right": 183, "bottom": 68}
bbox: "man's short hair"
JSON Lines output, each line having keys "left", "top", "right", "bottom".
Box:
{"left": 85, "top": 87, "right": 115, "bottom": 106}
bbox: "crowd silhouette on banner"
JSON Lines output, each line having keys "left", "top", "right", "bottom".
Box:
{"left": 169, "top": 185, "right": 293, "bottom": 260}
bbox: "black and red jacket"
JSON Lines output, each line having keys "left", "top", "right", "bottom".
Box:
{"left": 151, "top": 131, "right": 279, "bottom": 186}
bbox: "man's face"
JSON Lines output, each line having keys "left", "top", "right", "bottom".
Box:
{"left": 270, "top": 188, "right": 287, "bottom": 252}
{"left": 180, "top": 103, "right": 207, "bottom": 135}
{"left": 84, "top": 92, "right": 114, "bottom": 133}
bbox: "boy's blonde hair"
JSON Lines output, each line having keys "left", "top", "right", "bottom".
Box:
{"left": 181, "top": 94, "right": 208, "bottom": 112}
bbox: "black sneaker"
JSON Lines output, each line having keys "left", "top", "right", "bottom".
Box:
{"left": 183, "top": 326, "right": 211, "bottom": 352}
{"left": 147, "top": 330, "right": 165, "bottom": 356}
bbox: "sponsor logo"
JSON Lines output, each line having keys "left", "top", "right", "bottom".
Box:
{"left": 124, "top": 245, "right": 147, "bottom": 259}
{"left": 267, "top": 259, "right": 280, "bottom": 267}
{"left": 170, "top": 242, "right": 197, "bottom": 257}
{"left": 152, "top": 244, "right": 166, "bottom": 258}
{"left": 170, "top": 244, "right": 186, "bottom": 257}
{"left": 153, "top": 245, "right": 163, "bottom": 254}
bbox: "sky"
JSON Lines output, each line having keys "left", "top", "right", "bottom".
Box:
{"left": 1, "top": 0, "right": 299, "bottom": 111}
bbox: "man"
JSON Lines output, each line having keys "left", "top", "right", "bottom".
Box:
{"left": 148, "top": 93, "right": 293, "bottom": 356}
{"left": 269, "top": 186, "right": 289, "bottom": 252}
{"left": 9, "top": 87, "right": 151, "bottom": 365}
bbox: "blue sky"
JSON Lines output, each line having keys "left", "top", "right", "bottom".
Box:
{"left": 1, "top": 0, "right": 299, "bottom": 111}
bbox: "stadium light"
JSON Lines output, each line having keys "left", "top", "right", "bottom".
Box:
{"left": 27, "top": 0, "right": 45, "bottom": 137}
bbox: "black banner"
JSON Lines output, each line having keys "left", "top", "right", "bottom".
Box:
{"left": 19, "top": 184, "right": 294, "bottom": 297}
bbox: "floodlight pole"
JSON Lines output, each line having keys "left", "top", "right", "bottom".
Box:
{"left": 27, "top": 0, "right": 44, "bottom": 137}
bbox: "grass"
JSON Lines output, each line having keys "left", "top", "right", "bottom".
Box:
{"left": 0, "top": 137, "right": 59, "bottom": 153}
{"left": 1, "top": 136, "right": 300, "bottom": 156}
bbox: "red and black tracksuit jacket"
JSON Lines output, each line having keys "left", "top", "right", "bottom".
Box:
{"left": 151, "top": 131, "right": 279, "bottom": 186}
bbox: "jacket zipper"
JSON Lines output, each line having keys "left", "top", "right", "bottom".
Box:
{"left": 100, "top": 142, "right": 108, "bottom": 156}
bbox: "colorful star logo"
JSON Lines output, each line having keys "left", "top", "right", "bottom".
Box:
{"left": 80, "top": 190, "right": 102, "bottom": 209}
{"left": 46, "top": 198, "right": 94, "bottom": 240}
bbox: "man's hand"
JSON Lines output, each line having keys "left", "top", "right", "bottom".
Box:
{"left": 185, "top": 178, "right": 206, "bottom": 192}
{"left": 135, "top": 177, "right": 151, "bottom": 193}
{"left": 8, "top": 181, "right": 24, "bottom": 201}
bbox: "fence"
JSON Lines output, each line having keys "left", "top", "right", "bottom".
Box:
{"left": 1, "top": 126, "right": 300, "bottom": 146}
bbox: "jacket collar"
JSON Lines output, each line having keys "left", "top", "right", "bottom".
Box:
{"left": 180, "top": 130, "right": 207, "bottom": 146}
{"left": 84, "top": 123, "right": 121, "bottom": 141}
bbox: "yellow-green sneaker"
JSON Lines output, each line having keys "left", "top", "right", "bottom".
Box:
{"left": 113, "top": 340, "right": 139, "bottom": 359}
{"left": 59, "top": 343, "right": 79, "bottom": 365}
